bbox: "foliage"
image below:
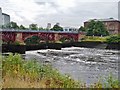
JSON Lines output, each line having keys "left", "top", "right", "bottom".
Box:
{"left": 78, "top": 26, "right": 86, "bottom": 32}
{"left": 39, "top": 27, "right": 45, "bottom": 30}
{"left": 51, "top": 24, "right": 63, "bottom": 31}
{"left": 2, "top": 53, "right": 80, "bottom": 88}
{"left": 10, "top": 21, "right": 19, "bottom": 29}
{"left": 29, "top": 24, "right": 38, "bottom": 30}
{"left": 19, "top": 25, "right": 26, "bottom": 30}
{"left": 86, "top": 20, "right": 109, "bottom": 36}
{"left": 106, "top": 35, "right": 120, "bottom": 43}
{"left": 13, "top": 41, "right": 26, "bottom": 45}
{"left": 59, "top": 37, "right": 75, "bottom": 43}
{"left": 1, "top": 54, "right": 120, "bottom": 88}
{"left": 24, "top": 36, "right": 41, "bottom": 45}
{"left": 104, "top": 74, "right": 120, "bottom": 88}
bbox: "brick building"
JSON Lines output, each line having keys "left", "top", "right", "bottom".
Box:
{"left": 84, "top": 18, "right": 120, "bottom": 35}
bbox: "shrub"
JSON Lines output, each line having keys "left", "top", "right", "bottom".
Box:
{"left": 2, "top": 53, "right": 80, "bottom": 88}
{"left": 106, "top": 35, "right": 120, "bottom": 43}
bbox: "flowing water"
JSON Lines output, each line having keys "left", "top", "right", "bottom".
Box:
{"left": 25, "top": 47, "right": 119, "bottom": 86}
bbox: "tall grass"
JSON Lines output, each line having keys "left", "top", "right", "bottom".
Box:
{"left": 1, "top": 53, "right": 120, "bottom": 88}
{"left": 2, "top": 53, "right": 80, "bottom": 88}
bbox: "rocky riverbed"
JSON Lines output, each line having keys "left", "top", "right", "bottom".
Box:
{"left": 25, "top": 47, "right": 119, "bottom": 86}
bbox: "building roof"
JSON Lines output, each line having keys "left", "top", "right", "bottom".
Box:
{"left": 2, "top": 13, "right": 10, "bottom": 16}
{"left": 85, "top": 18, "right": 120, "bottom": 22}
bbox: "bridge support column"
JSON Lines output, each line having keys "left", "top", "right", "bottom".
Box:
{"left": 78, "top": 33, "right": 85, "bottom": 41}
{"left": 15, "top": 33, "right": 24, "bottom": 44}
{"left": 54, "top": 33, "right": 60, "bottom": 42}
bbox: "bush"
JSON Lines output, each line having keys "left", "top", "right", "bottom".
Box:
{"left": 106, "top": 35, "right": 120, "bottom": 43}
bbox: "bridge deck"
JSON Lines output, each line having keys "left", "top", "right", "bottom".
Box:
{"left": 0, "top": 29, "right": 79, "bottom": 34}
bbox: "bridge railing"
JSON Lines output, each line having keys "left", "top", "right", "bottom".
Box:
{"left": 0, "top": 29, "right": 80, "bottom": 34}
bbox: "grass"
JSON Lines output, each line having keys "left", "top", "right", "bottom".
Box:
{"left": 2, "top": 53, "right": 81, "bottom": 88}
{"left": 81, "top": 36, "right": 108, "bottom": 42}
{"left": 1, "top": 53, "right": 120, "bottom": 88}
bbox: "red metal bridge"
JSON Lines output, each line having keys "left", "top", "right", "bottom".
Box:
{"left": 0, "top": 29, "right": 84, "bottom": 44}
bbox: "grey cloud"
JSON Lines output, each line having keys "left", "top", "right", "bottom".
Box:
{"left": 0, "top": 0, "right": 118, "bottom": 28}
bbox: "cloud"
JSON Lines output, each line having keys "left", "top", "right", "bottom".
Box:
{"left": 0, "top": 0, "right": 119, "bottom": 28}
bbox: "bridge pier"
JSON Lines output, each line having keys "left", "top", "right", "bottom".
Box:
{"left": 15, "top": 33, "right": 24, "bottom": 44}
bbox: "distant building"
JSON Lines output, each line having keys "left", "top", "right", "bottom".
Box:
{"left": 2, "top": 13, "right": 10, "bottom": 27}
{"left": 63, "top": 27, "right": 78, "bottom": 32}
{"left": 47, "top": 23, "right": 51, "bottom": 30}
{"left": 0, "top": 8, "right": 10, "bottom": 28}
{"left": 56, "top": 23, "right": 60, "bottom": 26}
{"left": 84, "top": 18, "right": 120, "bottom": 34}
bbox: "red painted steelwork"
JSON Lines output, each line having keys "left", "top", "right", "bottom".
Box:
{"left": 1, "top": 30, "right": 82, "bottom": 43}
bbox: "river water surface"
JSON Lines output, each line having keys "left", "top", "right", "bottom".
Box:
{"left": 25, "top": 47, "right": 119, "bottom": 86}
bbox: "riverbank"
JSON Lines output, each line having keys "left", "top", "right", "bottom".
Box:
{"left": 2, "top": 53, "right": 81, "bottom": 88}
{"left": 1, "top": 41, "right": 119, "bottom": 54}
{"left": 1, "top": 53, "right": 119, "bottom": 88}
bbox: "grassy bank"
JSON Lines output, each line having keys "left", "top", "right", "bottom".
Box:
{"left": 81, "top": 35, "right": 120, "bottom": 43}
{"left": 2, "top": 53, "right": 81, "bottom": 88}
{"left": 81, "top": 36, "right": 108, "bottom": 42}
{"left": 1, "top": 54, "right": 120, "bottom": 88}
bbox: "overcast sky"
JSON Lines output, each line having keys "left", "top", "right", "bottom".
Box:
{"left": 0, "top": 0, "right": 119, "bottom": 28}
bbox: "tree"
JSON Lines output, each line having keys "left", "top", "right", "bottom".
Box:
{"left": 86, "top": 20, "right": 109, "bottom": 36}
{"left": 78, "top": 26, "right": 86, "bottom": 32}
{"left": 51, "top": 24, "right": 63, "bottom": 31}
{"left": 39, "top": 27, "right": 44, "bottom": 30}
{"left": 24, "top": 36, "right": 40, "bottom": 45}
{"left": 106, "top": 35, "right": 120, "bottom": 43}
{"left": 19, "top": 25, "right": 26, "bottom": 30}
{"left": 29, "top": 24, "right": 38, "bottom": 30}
{"left": 86, "top": 20, "right": 96, "bottom": 36}
{"left": 10, "top": 21, "right": 19, "bottom": 29}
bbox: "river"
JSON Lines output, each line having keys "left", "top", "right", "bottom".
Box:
{"left": 25, "top": 47, "right": 119, "bottom": 86}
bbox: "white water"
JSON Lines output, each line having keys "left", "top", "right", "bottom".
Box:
{"left": 25, "top": 47, "right": 119, "bottom": 86}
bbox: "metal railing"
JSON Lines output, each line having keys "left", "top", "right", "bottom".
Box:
{"left": 0, "top": 29, "right": 79, "bottom": 34}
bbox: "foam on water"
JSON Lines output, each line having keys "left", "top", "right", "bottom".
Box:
{"left": 25, "top": 47, "right": 119, "bottom": 86}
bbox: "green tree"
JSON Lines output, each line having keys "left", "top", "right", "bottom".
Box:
{"left": 19, "top": 25, "right": 26, "bottom": 30}
{"left": 78, "top": 26, "right": 86, "bottom": 32}
{"left": 25, "top": 36, "right": 40, "bottom": 45}
{"left": 10, "top": 21, "right": 19, "bottom": 29}
{"left": 29, "top": 24, "right": 38, "bottom": 30}
{"left": 86, "top": 20, "right": 109, "bottom": 36}
{"left": 106, "top": 35, "right": 120, "bottom": 43}
{"left": 39, "top": 27, "right": 44, "bottom": 30}
{"left": 86, "top": 20, "right": 96, "bottom": 36}
{"left": 51, "top": 24, "right": 63, "bottom": 31}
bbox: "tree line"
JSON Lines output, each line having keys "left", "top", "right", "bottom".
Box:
{"left": 1, "top": 20, "right": 109, "bottom": 36}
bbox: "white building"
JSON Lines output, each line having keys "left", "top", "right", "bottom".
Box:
{"left": 0, "top": 8, "right": 10, "bottom": 28}
{"left": 63, "top": 27, "right": 78, "bottom": 32}
{"left": 2, "top": 13, "right": 10, "bottom": 27}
